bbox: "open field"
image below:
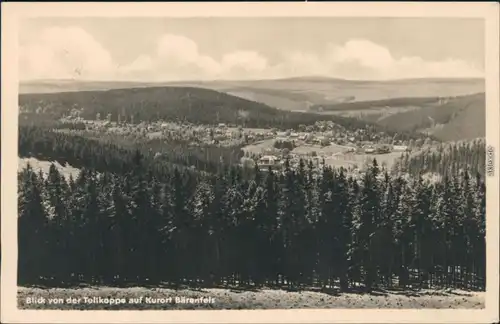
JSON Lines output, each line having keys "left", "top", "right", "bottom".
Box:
{"left": 18, "top": 157, "right": 80, "bottom": 179}
{"left": 243, "top": 141, "right": 353, "bottom": 156}
{"left": 242, "top": 139, "right": 277, "bottom": 155}
{"left": 242, "top": 140, "right": 402, "bottom": 170}
{"left": 17, "top": 286, "right": 485, "bottom": 310}
{"left": 323, "top": 152, "right": 403, "bottom": 169}
{"left": 323, "top": 158, "right": 359, "bottom": 169}
{"left": 291, "top": 144, "right": 351, "bottom": 156}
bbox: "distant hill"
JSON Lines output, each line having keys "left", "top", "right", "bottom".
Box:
{"left": 18, "top": 86, "right": 373, "bottom": 131}
{"left": 307, "top": 92, "right": 485, "bottom": 142}
{"left": 430, "top": 95, "right": 486, "bottom": 141}
{"left": 20, "top": 79, "right": 151, "bottom": 94}
{"left": 19, "top": 77, "right": 485, "bottom": 111}
{"left": 310, "top": 96, "right": 442, "bottom": 112}
{"left": 374, "top": 93, "right": 485, "bottom": 141}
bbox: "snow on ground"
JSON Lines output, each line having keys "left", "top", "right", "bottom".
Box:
{"left": 18, "top": 157, "right": 80, "bottom": 179}
{"left": 18, "top": 286, "right": 484, "bottom": 310}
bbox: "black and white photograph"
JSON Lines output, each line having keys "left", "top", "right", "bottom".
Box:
{"left": 1, "top": 2, "right": 499, "bottom": 323}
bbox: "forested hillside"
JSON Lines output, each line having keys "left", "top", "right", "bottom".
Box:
{"left": 377, "top": 93, "right": 485, "bottom": 139}
{"left": 310, "top": 96, "right": 441, "bottom": 112}
{"left": 394, "top": 139, "right": 486, "bottom": 178}
{"left": 19, "top": 126, "right": 243, "bottom": 175}
{"left": 430, "top": 96, "right": 486, "bottom": 141}
{"left": 19, "top": 153, "right": 485, "bottom": 291}
{"left": 307, "top": 93, "right": 485, "bottom": 142}
{"left": 19, "top": 87, "right": 374, "bottom": 131}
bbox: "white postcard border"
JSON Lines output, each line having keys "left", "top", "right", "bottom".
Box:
{"left": 2, "top": 2, "right": 499, "bottom": 323}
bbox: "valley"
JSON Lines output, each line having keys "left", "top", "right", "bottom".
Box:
{"left": 16, "top": 77, "right": 487, "bottom": 311}
{"left": 20, "top": 77, "right": 485, "bottom": 142}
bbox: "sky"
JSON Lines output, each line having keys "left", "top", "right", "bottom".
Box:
{"left": 19, "top": 17, "right": 485, "bottom": 81}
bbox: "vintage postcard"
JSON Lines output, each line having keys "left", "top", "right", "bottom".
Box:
{"left": 1, "top": 2, "right": 499, "bottom": 323}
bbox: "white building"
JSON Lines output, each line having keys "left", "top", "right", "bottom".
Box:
{"left": 259, "top": 155, "right": 279, "bottom": 165}
{"left": 393, "top": 145, "right": 409, "bottom": 152}
{"left": 365, "top": 147, "right": 376, "bottom": 154}
{"left": 258, "top": 155, "right": 281, "bottom": 170}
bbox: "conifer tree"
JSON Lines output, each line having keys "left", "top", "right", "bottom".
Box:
{"left": 18, "top": 166, "right": 48, "bottom": 284}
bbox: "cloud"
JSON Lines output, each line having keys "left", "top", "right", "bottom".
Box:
{"left": 272, "top": 39, "right": 483, "bottom": 80}
{"left": 320, "top": 39, "right": 484, "bottom": 79}
{"left": 154, "top": 34, "right": 222, "bottom": 79}
{"left": 118, "top": 36, "right": 269, "bottom": 81}
{"left": 19, "top": 27, "right": 484, "bottom": 81}
{"left": 221, "top": 51, "right": 268, "bottom": 78}
{"left": 329, "top": 39, "right": 395, "bottom": 70}
{"left": 20, "top": 26, "right": 114, "bottom": 80}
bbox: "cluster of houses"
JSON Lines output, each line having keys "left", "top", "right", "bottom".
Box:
{"left": 59, "top": 115, "right": 411, "bottom": 167}
{"left": 58, "top": 117, "right": 269, "bottom": 147}
{"left": 253, "top": 143, "right": 409, "bottom": 172}
{"left": 251, "top": 136, "right": 410, "bottom": 172}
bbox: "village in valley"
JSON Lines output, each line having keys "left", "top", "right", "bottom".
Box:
{"left": 55, "top": 108, "right": 427, "bottom": 174}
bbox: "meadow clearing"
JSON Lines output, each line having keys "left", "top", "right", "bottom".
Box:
{"left": 18, "top": 157, "right": 81, "bottom": 179}
{"left": 242, "top": 140, "right": 403, "bottom": 171}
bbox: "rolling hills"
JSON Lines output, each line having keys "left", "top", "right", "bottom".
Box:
{"left": 213, "top": 77, "right": 485, "bottom": 111}
{"left": 20, "top": 77, "right": 484, "bottom": 111}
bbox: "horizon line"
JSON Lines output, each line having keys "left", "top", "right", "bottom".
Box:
{"left": 19, "top": 75, "right": 486, "bottom": 84}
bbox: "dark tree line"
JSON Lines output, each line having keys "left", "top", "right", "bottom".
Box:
{"left": 18, "top": 152, "right": 486, "bottom": 292}
{"left": 394, "top": 139, "right": 486, "bottom": 178}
